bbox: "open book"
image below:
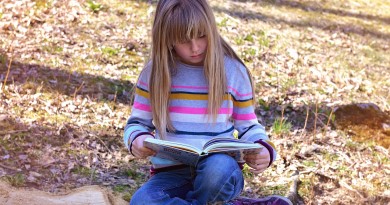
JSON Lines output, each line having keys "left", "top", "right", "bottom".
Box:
{"left": 144, "top": 137, "right": 263, "bottom": 166}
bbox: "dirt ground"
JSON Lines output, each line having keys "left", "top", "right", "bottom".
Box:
{"left": 0, "top": 181, "right": 128, "bottom": 205}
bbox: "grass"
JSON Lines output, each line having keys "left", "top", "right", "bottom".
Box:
{"left": 271, "top": 118, "right": 292, "bottom": 135}
{"left": 0, "top": 0, "right": 389, "bottom": 204}
{"left": 101, "top": 47, "right": 120, "bottom": 57}
{"left": 86, "top": 0, "right": 103, "bottom": 13}
{"left": 71, "top": 166, "right": 97, "bottom": 179}
{"left": 4, "top": 174, "right": 26, "bottom": 187}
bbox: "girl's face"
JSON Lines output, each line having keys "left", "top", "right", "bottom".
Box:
{"left": 173, "top": 36, "right": 207, "bottom": 66}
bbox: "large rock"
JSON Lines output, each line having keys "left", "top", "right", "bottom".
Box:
{"left": 334, "top": 103, "right": 390, "bottom": 148}
{"left": 0, "top": 181, "right": 128, "bottom": 205}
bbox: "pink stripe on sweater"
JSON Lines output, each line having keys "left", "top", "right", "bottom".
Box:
{"left": 133, "top": 102, "right": 151, "bottom": 112}
{"left": 133, "top": 103, "right": 234, "bottom": 115}
{"left": 228, "top": 86, "right": 252, "bottom": 97}
{"left": 232, "top": 113, "right": 257, "bottom": 120}
{"left": 138, "top": 81, "right": 251, "bottom": 98}
{"left": 171, "top": 85, "right": 208, "bottom": 90}
{"left": 169, "top": 106, "right": 232, "bottom": 114}
{"left": 138, "top": 80, "right": 148, "bottom": 88}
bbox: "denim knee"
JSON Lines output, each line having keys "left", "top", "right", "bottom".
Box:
{"left": 199, "top": 153, "right": 241, "bottom": 180}
{"left": 196, "top": 154, "right": 244, "bottom": 201}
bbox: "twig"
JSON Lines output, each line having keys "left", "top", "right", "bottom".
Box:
{"left": 2, "top": 50, "right": 13, "bottom": 92}
{"left": 300, "top": 169, "right": 365, "bottom": 199}
{"left": 300, "top": 105, "right": 310, "bottom": 141}
{"left": 0, "top": 163, "right": 19, "bottom": 171}
{"left": 113, "top": 89, "right": 117, "bottom": 103}
{"left": 313, "top": 101, "right": 318, "bottom": 133}
{"left": 80, "top": 125, "right": 113, "bottom": 154}
{"left": 339, "top": 180, "right": 364, "bottom": 198}
{"left": 73, "top": 81, "right": 84, "bottom": 101}
{"left": 0, "top": 130, "right": 28, "bottom": 135}
{"left": 92, "top": 134, "right": 113, "bottom": 154}
{"left": 287, "top": 171, "right": 303, "bottom": 204}
{"left": 280, "top": 106, "right": 285, "bottom": 125}
{"left": 326, "top": 108, "right": 334, "bottom": 128}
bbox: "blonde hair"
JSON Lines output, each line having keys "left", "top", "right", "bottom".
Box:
{"left": 149, "top": 0, "right": 255, "bottom": 137}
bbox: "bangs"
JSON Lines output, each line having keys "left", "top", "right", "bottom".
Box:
{"left": 166, "top": 3, "right": 208, "bottom": 46}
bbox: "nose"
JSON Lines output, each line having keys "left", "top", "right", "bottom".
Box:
{"left": 190, "top": 39, "right": 199, "bottom": 53}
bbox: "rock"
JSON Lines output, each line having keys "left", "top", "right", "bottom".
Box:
{"left": 334, "top": 103, "right": 389, "bottom": 129}
{"left": 334, "top": 103, "right": 390, "bottom": 148}
{"left": 0, "top": 181, "right": 127, "bottom": 205}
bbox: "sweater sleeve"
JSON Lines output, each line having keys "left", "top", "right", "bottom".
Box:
{"left": 123, "top": 68, "right": 155, "bottom": 152}
{"left": 229, "top": 61, "right": 277, "bottom": 165}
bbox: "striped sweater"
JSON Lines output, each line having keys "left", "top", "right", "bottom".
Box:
{"left": 124, "top": 57, "right": 277, "bottom": 168}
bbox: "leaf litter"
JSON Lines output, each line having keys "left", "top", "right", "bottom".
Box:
{"left": 0, "top": 0, "right": 389, "bottom": 204}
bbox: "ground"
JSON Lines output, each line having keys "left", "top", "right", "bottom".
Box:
{"left": 0, "top": 0, "right": 389, "bottom": 204}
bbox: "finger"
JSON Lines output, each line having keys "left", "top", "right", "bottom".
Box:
{"left": 136, "top": 148, "right": 155, "bottom": 158}
{"left": 245, "top": 162, "right": 257, "bottom": 169}
{"left": 245, "top": 157, "right": 269, "bottom": 165}
{"left": 251, "top": 158, "right": 270, "bottom": 165}
{"left": 141, "top": 148, "right": 155, "bottom": 156}
{"left": 244, "top": 152, "right": 269, "bottom": 160}
{"left": 248, "top": 162, "right": 268, "bottom": 171}
{"left": 244, "top": 154, "right": 257, "bottom": 160}
{"left": 251, "top": 167, "right": 267, "bottom": 174}
{"left": 246, "top": 159, "right": 269, "bottom": 170}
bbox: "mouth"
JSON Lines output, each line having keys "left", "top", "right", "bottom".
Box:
{"left": 191, "top": 53, "right": 203, "bottom": 58}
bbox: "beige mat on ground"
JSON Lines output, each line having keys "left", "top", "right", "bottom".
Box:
{"left": 0, "top": 181, "right": 128, "bottom": 205}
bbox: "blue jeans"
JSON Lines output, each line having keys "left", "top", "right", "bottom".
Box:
{"left": 130, "top": 154, "right": 244, "bottom": 205}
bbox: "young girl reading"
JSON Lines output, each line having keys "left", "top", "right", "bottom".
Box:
{"left": 124, "top": 0, "right": 292, "bottom": 204}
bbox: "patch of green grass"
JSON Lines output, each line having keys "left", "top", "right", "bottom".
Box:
{"left": 345, "top": 140, "right": 360, "bottom": 150}
{"left": 337, "top": 165, "right": 353, "bottom": 177}
{"left": 86, "top": 0, "right": 103, "bottom": 13}
{"left": 42, "top": 45, "right": 63, "bottom": 54}
{"left": 122, "top": 192, "right": 132, "bottom": 202}
{"left": 257, "top": 30, "right": 270, "bottom": 48}
{"left": 281, "top": 78, "right": 297, "bottom": 92}
{"left": 101, "top": 47, "right": 120, "bottom": 57}
{"left": 272, "top": 118, "right": 292, "bottom": 135}
{"left": 234, "top": 37, "right": 245, "bottom": 46}
{"left": 242, "top": 164, "right": 254, "bottom": 178}
{"left": 258, "top": 183, "right": 289, "bottom": 196}
{"left": 258, "top": 99, "right": 270, "bottom": 111}
{"left": 298, "top": 176, "right": 314, "bottom": 200}
{"left": 113, "top": 185, "right": 129, "bottom": 193}
{"left": 372, "top": 150, "right": 390, "bottom": 164}
{"left": 217, "top": 17, "right": 229, "bottom": 27}
{"left": 71, "top": 166, "right": 97, "bottom": 180}
{"left": 322, "top": 151, "right": 339, "bottom": 162}
{"left": 302, "top": 160, "right": 316, "bottom": 167}
{"left": 124, "top": 168, "right": 145, "bottom": 181}
{"left": 4, "top": 173, "right": 25, "bottom": 187}
{"left": 34, "top": 0, "right": 52, "bottom": 10}
{"left": 244, "top": 33, "right": 255, "bottom": 43}
{"left": 361, "top": 45, "right": 386, "bottom": 63}
{"left": 241, "top": 48, "right": 257, "bottom": 62}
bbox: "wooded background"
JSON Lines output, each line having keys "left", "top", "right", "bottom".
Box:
{"left": 0, "top": 0, "right": 389, "bottom": 204}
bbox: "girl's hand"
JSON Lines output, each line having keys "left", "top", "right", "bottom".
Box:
{"left": 244, "top": 148, "right": 270, "bottom": 174}
{"left": 131, "top": 135, "right": 155, "bottom": 158}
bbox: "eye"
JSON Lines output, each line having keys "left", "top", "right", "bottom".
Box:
{"left": 198, "top": 33, "right": 206, "bottom": 38}
{"left": 177, "top": 38, "right": 190, "bottom": 44}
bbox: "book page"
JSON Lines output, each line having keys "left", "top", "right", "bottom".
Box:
{"left": 144, "top": 138, "right": 202, "bottom": 154}
{"left": 202, "top": 138, "right": 263, "bottom": 153}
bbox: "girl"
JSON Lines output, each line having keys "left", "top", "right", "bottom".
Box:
{"left": 124, "top": 0, "right": 292, "bottom": 204}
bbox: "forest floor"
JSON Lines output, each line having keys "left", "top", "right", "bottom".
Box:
{"left": 0, "top": 0, "right": 389, "bottom": 204}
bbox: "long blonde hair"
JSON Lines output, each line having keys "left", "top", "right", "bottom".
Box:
{"left": 149, "top": 0, "right": 255, "bottom": 137}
